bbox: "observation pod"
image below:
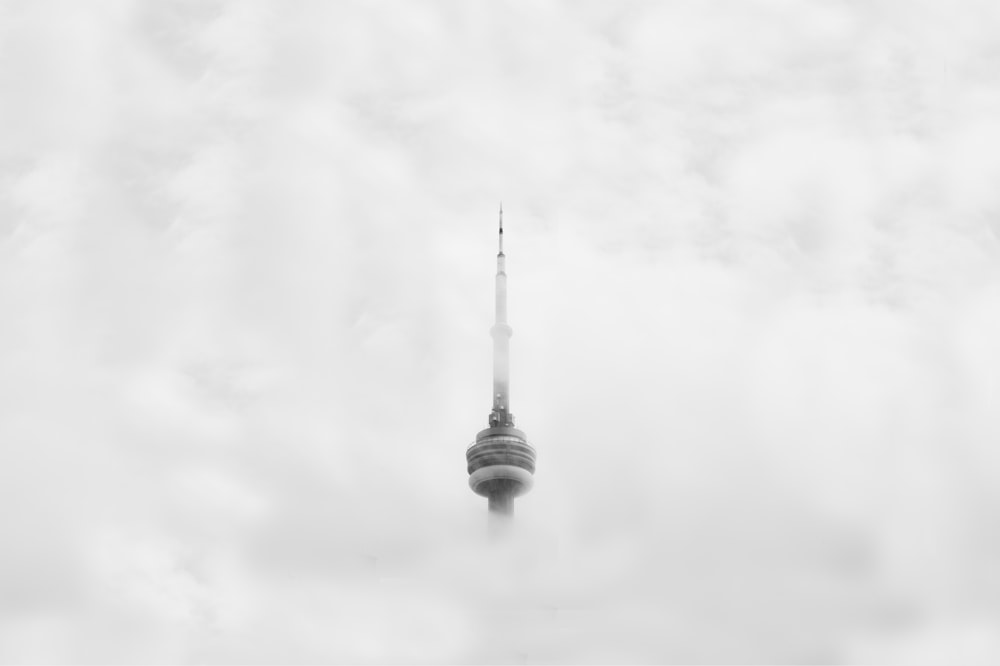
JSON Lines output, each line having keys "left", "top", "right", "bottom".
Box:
{"left": 467, "top": 426, "right": 536, "bottom": 515}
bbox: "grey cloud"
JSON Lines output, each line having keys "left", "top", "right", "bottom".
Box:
{"left": 2, "top": 0, "right": 1000, "bottom": 663}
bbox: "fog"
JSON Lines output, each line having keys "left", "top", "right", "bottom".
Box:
{"left": 2, "top": 1, "right": 999, "bottom": 662}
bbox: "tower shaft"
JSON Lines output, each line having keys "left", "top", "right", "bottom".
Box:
{"left": 468, "top": 205, "right": 535, "bottom": 523}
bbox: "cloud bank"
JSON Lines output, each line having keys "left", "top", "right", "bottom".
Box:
{"left": 2, "top": 0, "right": 999, "bottom": 662}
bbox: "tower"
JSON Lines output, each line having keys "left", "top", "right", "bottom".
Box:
{"left": 467, "top": 205, "right": 536, "bottom": 521}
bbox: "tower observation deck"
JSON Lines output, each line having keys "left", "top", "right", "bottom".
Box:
{"left": 466, "top": 205, "right": 536, "bottom": 519}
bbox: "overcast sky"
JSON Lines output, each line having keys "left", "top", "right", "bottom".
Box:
{"left": 2, "top": 0, "right": 1000, "bottom": 663}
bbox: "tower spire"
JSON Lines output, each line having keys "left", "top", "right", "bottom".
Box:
{"left": 490, "top": 203, "right": 511, "bottom": 427}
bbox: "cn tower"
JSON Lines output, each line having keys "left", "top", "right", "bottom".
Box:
{"left": 466, "top": 205, "right": 536, "bottom": 520}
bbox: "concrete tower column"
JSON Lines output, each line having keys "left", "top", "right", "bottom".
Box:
{"left": 467, "top": 205, "right": 536, "bottom": 522}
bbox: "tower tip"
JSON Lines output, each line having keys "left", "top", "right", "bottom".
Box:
{"left": 498, "top": 203, "right": 504, "bottom": 253}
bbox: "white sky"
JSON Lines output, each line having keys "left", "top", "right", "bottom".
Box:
{"left": 2, "top": 0, "right": 1000, "bottom": 663}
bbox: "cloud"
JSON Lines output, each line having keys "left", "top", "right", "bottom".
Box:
{"left": 1, "top": 0, "right": 999, "bottom": 662}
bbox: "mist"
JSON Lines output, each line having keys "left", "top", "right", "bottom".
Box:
{"left": 2, "top": 0, "right": 999, "bottom": 663}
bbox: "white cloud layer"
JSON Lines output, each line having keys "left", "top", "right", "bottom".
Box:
{"left": 2, "top": 0, "right": 1000, "bottom": 662}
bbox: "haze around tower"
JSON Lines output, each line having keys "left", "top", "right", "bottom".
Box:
{"left": 2, "top": 1, "right": 1000, "bottom": 663}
